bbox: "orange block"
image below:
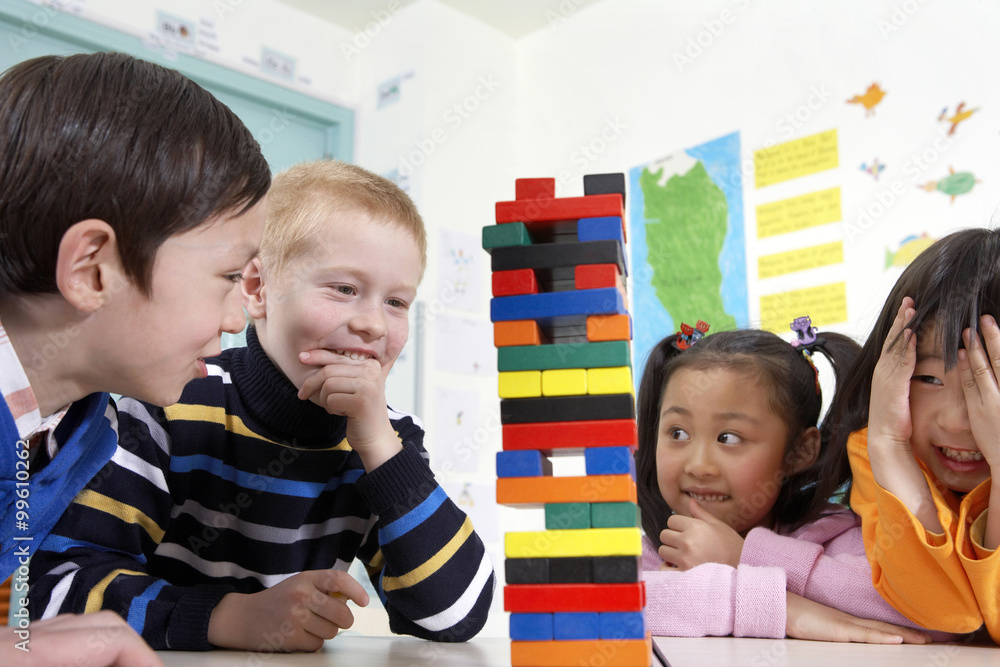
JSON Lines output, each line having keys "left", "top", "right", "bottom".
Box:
{"left": 495, "top": 320, "right": 544, "bottom": 347}
{"left": 497, "top": 475, "right": 636, "bottom": 506}
{"left": 511, "top": 637, "right": 652, "bottom": 667}
{"left": 587, "top": 314, "right": 631, "bottom": 342}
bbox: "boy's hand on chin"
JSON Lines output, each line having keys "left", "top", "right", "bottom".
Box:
{"left": 297, "top": 349, "right": 402, "bottom": 470}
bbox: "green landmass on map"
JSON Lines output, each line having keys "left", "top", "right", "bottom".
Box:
{"left": 640, "top": 161, "right": 736, "bottom": 331}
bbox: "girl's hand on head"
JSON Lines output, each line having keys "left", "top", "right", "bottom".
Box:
{"left": 868, "top": 296, "right": 917, "bottom": 456}
{"left": 657, "top": 499, "right": 744, "bottom": 570}
{"left": 958, "top": 316, "right": 1000, "bottom": 471}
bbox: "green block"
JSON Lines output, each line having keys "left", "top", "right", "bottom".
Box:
{"left": 498, "top": 340, "right": 632, "bottom": 372}
{"left": 591, "top": 502, "right": 640, "bottom": 529}
{"left": 482, "top": 222, "right": 533, "bottom": 253}
{"left": 545, "top": 503, "right": 591, "bottom": 530}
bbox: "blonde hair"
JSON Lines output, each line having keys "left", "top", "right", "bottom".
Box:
{"left": 260, "top": 160, "right": 426, "bottom": 279}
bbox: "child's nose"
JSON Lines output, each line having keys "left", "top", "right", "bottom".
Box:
{"left": 684, "top": 443, "right": 720, "bottom": 478}
{"left": 351, "top": 301, "right": 387, "bottom": 338}
{"left": 220, "top": 286, "right": 246, "bottom": 335}
{"left": 938, "top": 390, "right": 971, "bottom": 433}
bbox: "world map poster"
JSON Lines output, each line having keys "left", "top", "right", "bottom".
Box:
{"left": 628, "top": 131, "right": 749, "bottom": 383}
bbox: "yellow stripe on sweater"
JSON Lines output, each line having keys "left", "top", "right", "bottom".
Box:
{"left": 85, "top": 568, "right": 146, "bottom": 614}
{"left": 75, "top": 490, "right": 165, "bottom": 543}
{"left": 165, "top": 404, "right": 351, "bottom": 450}
{"left": 382, "top": 517, "right": 474, "bottom": 592}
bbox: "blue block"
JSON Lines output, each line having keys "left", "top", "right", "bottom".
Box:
{"left": 496, "top": 450, "right": 551, "bottom": 478}
{"left": 599, "top": 612, "right": 646, "bottom": 640}
{"left": 578, "top": 216, "right": 625, "bottom": 245}
{"left": 490, "top": 288, "right": 626, "bottom": 323}
{"left": 553, "top": 612, "right": 600, "bottom": 640}
{"left": 510, "top": 613, "right": 553, "bottom": 641}
{"left": 585, "top": 446, "right": 636, "bottom": 479}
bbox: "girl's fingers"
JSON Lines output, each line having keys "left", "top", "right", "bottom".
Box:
{"left": 960, "top": 327, "right": 999, "bottom": 399}
{"left": 979, "top": 315, "right": 1000, "bottom": 378}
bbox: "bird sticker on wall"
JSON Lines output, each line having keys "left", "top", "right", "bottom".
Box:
{"left": 939, "top": 102, "right": 979, "bottom": 136}
{"left": 860, "top": 158, "right": 886, "bottom": 180}
{"left": 847, "top": 83, "right": 886, "bottom": 117}
{"left": 886, "top": 233, "right": 935, "bottom": 269}
{"left": 920, "top": 166, "right": 979, "bottom": 203}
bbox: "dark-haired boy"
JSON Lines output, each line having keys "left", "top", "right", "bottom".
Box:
{"left": 0, "top": 51, "right": 270, "bottom": 665}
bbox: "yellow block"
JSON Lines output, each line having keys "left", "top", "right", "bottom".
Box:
{"left": 587, "top": 366, "right": 633, "bottom": 395}
{"left": 541, "top": 368, "right": 587, "bottom": 396}
{"left": 754, "top": 128, "right": 839, "bottom": 188}
{"left": 760, "top": 282, "right": 847, "bottom": 333}
{"left": 499, "top": 370, "right": 541, "bottom": 399}
{"left": 758, "top": 241, "right": 843, "bottom": 279}
{"left": 505, "top": 527, "right": 642, "bottom": 558}
{"left": 756, "top": 187, "right": 841, "bottom": 239}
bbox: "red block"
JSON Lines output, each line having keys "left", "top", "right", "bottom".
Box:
{"left": 496, "top": 194, "right": 624, "bottom": 225}
{"left": 493, "top": 269, "right": 539, "bottom": 297}
{"left": 575, "top": 263, "right": 622, "bottom": 291}
{"left": 504, "top": 583, "right": 646, "bottom": 613}
{"left": 503, "top": 419, "right": 637, "bottom": 452}
{"left": 516, "top": 178, "right": 556, "bottom": 201}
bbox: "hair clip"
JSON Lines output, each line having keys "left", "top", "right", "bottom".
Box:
{"left": 790, "top": 316, "right": 822, "bottom": 395}
{"left": 673, "top": 320, "right": 710, "bottom": 351}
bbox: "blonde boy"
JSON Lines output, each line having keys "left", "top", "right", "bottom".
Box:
{"left": 30, "top": 161, "right": 495, "bottom": 652}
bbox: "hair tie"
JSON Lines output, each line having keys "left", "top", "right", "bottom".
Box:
{"left": 790, "top": 316, "right": 822, "bottom": 395}
{"left": 672, "top": 320, "right": 710, "bottom": 351}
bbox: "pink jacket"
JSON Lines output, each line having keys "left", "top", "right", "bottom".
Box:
{"left": 642, "top": 504, "right": 958, "bottom": 640}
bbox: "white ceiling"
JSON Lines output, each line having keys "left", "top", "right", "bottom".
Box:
{"left": 274, "top": 0, "right": 592, "bottom": 38}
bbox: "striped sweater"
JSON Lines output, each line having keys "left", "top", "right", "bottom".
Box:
{"left": 28, "top": 328, "right": 494, "bottom": 650}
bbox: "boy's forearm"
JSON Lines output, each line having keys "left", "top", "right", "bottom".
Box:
{"left": 355, "top": 426, "right": 403, "bottom": 471}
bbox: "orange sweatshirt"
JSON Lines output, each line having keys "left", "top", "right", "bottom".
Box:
{"left": 848, "top": 429, "right": 998, "bottom": 642}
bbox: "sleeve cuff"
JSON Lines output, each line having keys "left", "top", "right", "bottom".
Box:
{"left": 732, "top": 564, "right": 786, "bottom": 639}
{"left": 167, "top": 585, "right": 236, "bottom": 651}
{"left": 355, "top": 442, "right": 437, "bottom": 518}
{"left": 970, "top": 510, "right": 995, "bottom": 558}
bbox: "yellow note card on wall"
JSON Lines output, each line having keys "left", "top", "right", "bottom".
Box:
{"left": 754, "top": 129, "right": 839, "bottom": 188}
{"left": 756, "top": 187, "right": 841, "bottom": 238}
{"left": 760, "top": 282, "right": 847, "bottom": 333}
{"left": 758, "top": 241, "right": 843, "bottom": 279}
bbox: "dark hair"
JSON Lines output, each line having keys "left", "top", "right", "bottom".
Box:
{"left": 635, "top": 328, "right": 861, "bottom": 548}
{"left": 0, "top": 52, "right": 271, "bottom": 297}
{"left": 827, "top": 227, "right": 1000, "bottom": 497}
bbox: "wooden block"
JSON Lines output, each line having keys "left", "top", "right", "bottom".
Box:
{"left": 577, "top": 216, "right": 625, "bottom": 245}
{"left": 499, "top": 371, "right": 541, "bottom": 399}
{"left": 495, "top": 320, "right": 544, "bottom": 347}
{"left": 500, "top": 394, "right": 634, "bottom": 425}
{"left": 505, "top": 558, "right": 549, "bottom": 584}
{"left": 483, "top": 222, "right": 532, "bottom": 253}
{"left": 505, "top": 527, "right": 642, "bottom": 558}
{"left": 553, "top": 612, "right": 600, "bottom": 640}
{"left": 496, "top": 193, "right": 623, "bottom": 224}
{"left": 491, "top": 287, "right": 626, "bottom": 324}
{"left": 591, "top": 502, "right": 640, "bottom": 529}
{"left": 592, "top": 556, "right": 641, "bottom": 584}
{"left": 504, "top": 582, "right": 646, "bottom": 613}
{"left": 510, "top": 613, "right": 553, "bottom": 641}
{"left": 503, "top": 419, "right": 637, "bottom": 452}
{"left": 599, "top": 612, "right": 646, "bottom": 640}
{"left": 587, "top": 367, "right": 633, "bottom": 395}
{"left": 516, "top": 178, "right": 556, "bottom": 200}
{"left": 545, "top": 502, "right": 590, "bottom": 530}
{"left": 585, "top": 447, "right": 636, "bottom": 478}
{"left": 491, "top": 239, "right": 625, "bottom": 276}
{"left": 583, "top": 173, "right": 627, "bottom": 208}
{"left": 493, "top": 269, "right": 538, "bottom": 297}
{"left": 496, "top": 474, "right": 637, "bottom": 506}
{"left": 511, "top": 637, "right": 652, "bottom": 667}
{"left": 541, "top": 368, "right": 587, "bottom": 396}
{"left": 549, "top": 557, "right": 593, "bottom": 583}
{"left": 497, "top": 450, "right": 551, "bottom": 478}
{"left": 498, "top": 340, "right": 631, "bottom": 372}
{"left": 575, "top": 263, "right": 622, "bottom": 291}
{"left": 587, "top": 314, "right": 632, "bottom": 342}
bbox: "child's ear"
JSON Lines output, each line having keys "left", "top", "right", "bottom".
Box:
{"left": 241, "top": 257, "right": 267, "bottom": 319}
{"left": 55, "top": 219, "right": 124, "bottom": 313}
{"left": 785, "top": 426, "right": 821, "bottom": 476}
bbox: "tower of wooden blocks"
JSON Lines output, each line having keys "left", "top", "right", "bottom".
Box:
{"left": 485, "top": 175, "right": 651, "bottom": 667}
